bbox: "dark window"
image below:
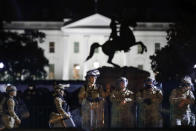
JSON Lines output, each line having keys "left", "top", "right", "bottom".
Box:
{"left": 74, "top": 42, "right": 79, "bottom": 53}
{"left": 49, "top": 42, "right": 55, "bottom": 53}
{"left": 138, "top": 44, "right": 142, "bottom": 54}
{"left": 138, "top": 65, "right": 143, "bottom": 70}
{"left": 155, "top": 43, "right": 161, "bottom": 52}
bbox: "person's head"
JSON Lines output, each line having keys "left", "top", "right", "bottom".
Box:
{"left": 117, "top": 77, "right": 128, "bottom": 90}
{"left": 144, "top": 77, "right": 154, "bottom": 90}
{"left": 6, "top": 85, "right": 17, "bottom": 97}
{"left": 86, "top": 70, "right": 100, "bottom": 85}
{"left": 55, "top": 84, "right": 65, "bottom": 96}
{"left": 28, "top": 84, "right": 35, "bottom": 90}
{"left": 179, "top": 76, "right": 193, "bottom": 92}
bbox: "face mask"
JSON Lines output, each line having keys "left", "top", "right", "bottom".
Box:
{"left": 29, "top": 86, "right": 34, "bottom": 90}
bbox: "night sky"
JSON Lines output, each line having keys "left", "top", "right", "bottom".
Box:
{"left": 0, "top": 0, "right": 196, "bottom": 22}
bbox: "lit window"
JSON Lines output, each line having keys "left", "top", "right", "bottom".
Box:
{"left": 155, "top": 43, "right": 161, "bottom": 52}
{"left": 49, "top": 64, "right": 55, "bottom": 79}
{"left": 138, "top": 65, "right": 143, "bottom": 70}
{"left": 74, "top": 42, "right": 79, "bottom": 53}
{"left": 73, "top": 64, "right": 80, "bottom": 79}
{"left": 49, "top": 42, "right": 55, "bottom": 53}
{"left": 95, "top": 48, "right": 99, "bottom": 53}
{"left": 138, "top": 44, "right": 142, "bottom": 54}
{"left": 94, "top": 42, "right": 99, "bottom": 53}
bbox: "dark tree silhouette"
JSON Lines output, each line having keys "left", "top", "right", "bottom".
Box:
{"left": 0, "top": 21, "right": 49, "bottom": 81}
{"left": 150, "top": 13, "right": 196, "bottom": 81}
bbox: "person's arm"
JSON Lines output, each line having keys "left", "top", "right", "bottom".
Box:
{"left": 78, "top": 87, "right": 86, "bottom": 104}
{"left": 169, "top": 89, "right": 178, "bottom": 104}
{"left": 124, "top": 91, "right": 134, "bottom": 103}
{"left": 102, "top": 88, "right": 110, "bottom": 98}
{"left": 7, "top": 99, "right": 20, "bottom": 123}
{"left": 135, "top": 91, "right": 143, "bottom": 103}
{"left": 181, "top": 90, "right": 195, "bottom": 105}
{"left": 98, "top": 86, "right": 104, "bottom": 98}
{"left": 54, "top": 97, "right": 69, "bottom": 118}
{"left": 187, "top": 90, "right": 195, "bottom": 104}
{"left": 110, "top": 91, "right": 117, "bottom": 103}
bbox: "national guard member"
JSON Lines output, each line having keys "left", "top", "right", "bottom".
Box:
{"left": 1, "top": 85, "right": 21, "bottom": 129}
{"left": 102, "top": 83, "right": 113, "bottom": 128}
{"left": 49, "top": 84, "right": 75, "bottom": 128}
{"left": 110, "top": 77, "right": 135, "bottom": 128}
{"left": 169, "top": 76, "right": 195, "bottom": 127}
{"left": 78, "top": 69, "right": 104, "bottom": 130}
{"left": 136, "top": 77, "right": 163, "bottom": 128}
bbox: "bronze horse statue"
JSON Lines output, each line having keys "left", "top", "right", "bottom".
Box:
{"left": 85, "top": 18, "right": 147, "bottom": 67}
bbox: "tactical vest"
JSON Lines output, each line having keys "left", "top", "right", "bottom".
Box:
{"left": 52, "top": 94, "right": 70, "bottom": 113}
{"left": 2, "top": 95, "right": 17, "bottom": 115}
{"left": 84, "top": 84, "right": 103, "bottom": 102}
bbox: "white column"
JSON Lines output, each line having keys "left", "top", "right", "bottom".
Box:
{"left": 62, "top": 35, "right": 70, "bottom": 80}
{"left": 123, "top": 52, "right": 127, "bottom": 66}
{"left": 82, "top": 35, "right": 90, "bottom": 80}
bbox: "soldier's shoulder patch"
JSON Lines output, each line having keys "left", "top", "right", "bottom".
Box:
{"left": 54, "top": 97, "right": 61, "bottom": 102}
{"left": 7, "top": 98, "right": 15, "bottom": 106}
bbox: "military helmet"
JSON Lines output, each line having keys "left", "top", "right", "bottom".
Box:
{"left": 86, "top": 69, "right": 100, "bottom": 77}
{"left": 55, "top": 84, "right": 65, "bottom": 91}
{"left": 144, "top": 77, "right": 154, "bottom": 88}
{"left": 6, "top": 84, "right": 17, "bottom": 94}
{"left": 180, "top": 75, "right": 193, "bottom": 88}
{"left": 118, "top": 77, "right": 128, "bottom": 87}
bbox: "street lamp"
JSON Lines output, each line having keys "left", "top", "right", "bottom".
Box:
{"left": 0, "top": 62, "right": 4, "bottom": 69}
{"left": 194, "top": 64, "right": 196, "bottom": 69}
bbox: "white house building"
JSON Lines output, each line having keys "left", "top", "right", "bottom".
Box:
{"left": 4, "top": 13, "right": 171, "bottom": 80}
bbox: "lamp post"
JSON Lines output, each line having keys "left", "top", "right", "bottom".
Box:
{"left": 0, "top": 62, "right": 4, "bottom": 69}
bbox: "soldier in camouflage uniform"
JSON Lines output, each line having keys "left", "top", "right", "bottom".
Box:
{"left": 78, "top": 69, "right": 104, "bottom": 130}
{"left": 1, "top": 85, "right": 21, "bottom": 129}
{"left": 136, "top": 77, "right": 163, "bottom": 128}
{"left": 49, "top": 84, "right": 75, "bottom": 128}
{"left": 110, "top": 77, "right": 135, "bottom": 128}
{"left": 169, "top": 76, "right": 195, "bottom": 127}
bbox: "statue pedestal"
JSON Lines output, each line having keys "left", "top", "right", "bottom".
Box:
{"left": 97, "top": 66, "right": 150, "bottom": 92}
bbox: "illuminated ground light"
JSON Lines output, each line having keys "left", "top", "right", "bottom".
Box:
{"left": 75, "top": 65, "right": 80, "bottom": 70}
{"left": 0, "top": 62, "right": 4, "bottom": 69}
{"left": 93, "top": 62, "right": 100, "bottom": 68}
{"left": 194, "top": 64, "right": 196, "bottom": 69}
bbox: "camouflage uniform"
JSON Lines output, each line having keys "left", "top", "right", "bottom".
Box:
{"left": 49, "top": 84, "right": 74, "bottom": 128}
{"left": 169, "top": 76, "right": 195, "bottom": 127}
{"left": 136, "top": 78, "right": 163, "bottom": 128}
{"left": 78, "top": 69, "right": 104, "bottom": 130}
{"left": 79, "top": 84, "right": 104, "bottom": 129}
{"left": 110, "top": 88, "right": 135, "bottom": 128}
{"left": 2, "top": 85, "right": 21, "bottom": 129}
